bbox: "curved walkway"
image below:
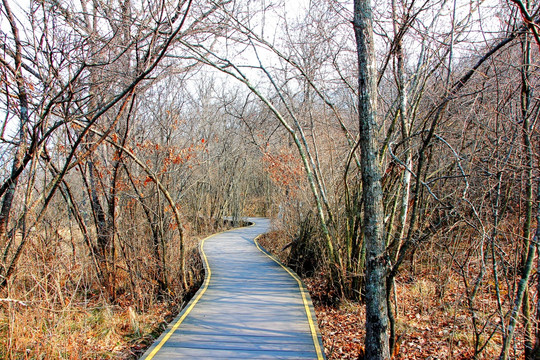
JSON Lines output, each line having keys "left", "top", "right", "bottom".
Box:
{"left": 142, "top": 218, "right": 325, "bottom": 359}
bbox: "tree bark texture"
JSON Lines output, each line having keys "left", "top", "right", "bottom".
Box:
{"left": 353, "top": 1, "right": 390, "bottom": 359}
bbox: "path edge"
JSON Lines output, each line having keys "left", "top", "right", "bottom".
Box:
{"left": 140, "top": 223, "right": 255, "bottom": 359}
{"left": 254, "top": 235, "right": 327, "bottom": 360}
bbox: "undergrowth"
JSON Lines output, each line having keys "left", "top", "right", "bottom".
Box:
{"left": 258, "top": 230, "right": 525, "bottom": 360}
{"left": 0, "top": 221, "right": 244, "bottom": 359}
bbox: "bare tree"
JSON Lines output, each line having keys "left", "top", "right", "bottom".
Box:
{"left": 353, "top": 1, "right": 391, "bottom": 358}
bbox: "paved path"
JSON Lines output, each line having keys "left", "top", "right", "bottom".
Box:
{"left": 142, "top": 218, "right": 325, "bottom": 359}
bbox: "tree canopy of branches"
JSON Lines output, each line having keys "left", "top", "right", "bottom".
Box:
{"left": 1, "top": 0, "right": 540, "bottom": 358}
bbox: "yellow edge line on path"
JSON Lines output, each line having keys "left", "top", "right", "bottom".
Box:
{"left": 254, "top": 236, "right": 325, "bottom": 360}
{"left": 143, "top": 234, "right": 214, "bottom": 360}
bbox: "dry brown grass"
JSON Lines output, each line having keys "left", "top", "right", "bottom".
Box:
{"left": 0, "top": 222, "right": 217, "bottom": 359}
{"left": 0, "top": 300, "right": 178, "bottom": 359}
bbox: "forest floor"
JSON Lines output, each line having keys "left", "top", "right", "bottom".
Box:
{"left": 0, "top": 232, "right": 206, "bottom": 359}
{"left": 258, "top": 231, "right": 510, "bottom": 360}
{"left": 1, "top": 220, "right": 258, "bottom": 359}
{"left": 0, "top": 260, "right": 193, "bottom": 360}
{"left": 0, "top": 280, "right": 170, "bottom": 359}
{"left": 1, "top": 225, "right": 517, "bottom": 359}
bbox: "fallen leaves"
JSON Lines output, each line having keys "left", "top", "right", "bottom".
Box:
{"left": 314, "top": 303, "right": 365, "bottom": 359}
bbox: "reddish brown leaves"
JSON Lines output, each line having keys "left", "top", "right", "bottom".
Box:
{"left": 315, "top": 304, "right": 366, "bottom": 359}
{"left": 262, "top": 148, "right": 303, "bottom": 195}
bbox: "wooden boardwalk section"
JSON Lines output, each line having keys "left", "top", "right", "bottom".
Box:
{"left": 142, "top": 218, "right": 325, "bottom": 359}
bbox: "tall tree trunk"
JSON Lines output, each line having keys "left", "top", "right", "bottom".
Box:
{"left": 528, "top": 170, "right": 540, "bottom": 359}
{"left": 0, "top": 0, "right": 29, "bottom": 244}
{"left": 520, "top": 23, "right": 534, "bottom": 359}
{"left": 353, "top": 1, "right": 390, "bottom": 359}
{"left": 391, "top": 0, "right": 411, "bottom": 266}
{"left": 500, "top": 15, "right": 537, "bottom": 360}
{"left": 388, "top": 0, "right": 411, "bottom": 352}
